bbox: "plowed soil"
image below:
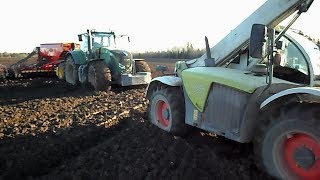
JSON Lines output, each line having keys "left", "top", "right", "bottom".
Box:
{"left": 0, "top": 60, "right": 274, "bottom": 180}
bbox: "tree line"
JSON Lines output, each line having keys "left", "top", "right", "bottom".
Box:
{"left": 0, "top": 52, "right": 28, "bottom": 58}
{"left": 1, "top": 43, "right": 205, "bottom": 60}
{"left": 1, "top": 38, "right": 319, "bottom": 60}
{"left": 296, "top": 30, "right": 320, "bottom": 48}
{"left": 133, "top": 42, "right": 205, "bottom": 59}
{"left": 132, "top": 37, "right": 319, "bottom": 60}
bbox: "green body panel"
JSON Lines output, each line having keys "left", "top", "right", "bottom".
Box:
{"left": 99, "top": 48, "right": 127, "bottom": 81}
{"left": 69, "top": 50, "right": 86, "bottom": 65}
{"left": 99, "top": 48, "right": 114, "bottom": 65}
{"left": 182, "top": 67, "right": 295, "bottom": 112}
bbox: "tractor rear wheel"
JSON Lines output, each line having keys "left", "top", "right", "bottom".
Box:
{"left": 65, "top": 56, "right": 79, "bottom": 85}
{"left": 254, "top": 103, "right": 320, "bottom": 179}
{"left": 88, "top": 61, "right": 112, "bottom": 91}
{"left": 135, "top": 60, "right": 151, "bottom": 72}
{"left": 57, "top": 62, "right": 66, "bottom": 80}
{"left": 148, "top": 85, "right": 189, "bottom": 136}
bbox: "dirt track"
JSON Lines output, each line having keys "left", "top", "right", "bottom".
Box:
{"left": 0, "top": 74, "right": 274, "bottom": 179}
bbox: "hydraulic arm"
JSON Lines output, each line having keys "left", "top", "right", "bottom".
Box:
{"left": 188, "top": 0, "right": 314, "bottom": 68}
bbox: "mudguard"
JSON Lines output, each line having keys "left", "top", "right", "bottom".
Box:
{"left": 67, "top": 50, "right": 86, "bottom": 65}
{"left": 145, "top": 76, "right": 182, "bottom": 98}
{"left": 150, "top": 76, "right": 182, "bottom": 86}
{"left": 260, "top": 87, "right": 320, "bottom": 109}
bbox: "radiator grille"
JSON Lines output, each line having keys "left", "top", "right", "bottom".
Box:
{"left": 202, "top": 83, "right": 250, "bottom": 133}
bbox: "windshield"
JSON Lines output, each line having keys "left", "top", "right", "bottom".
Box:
{"left": 278, "top": 35, "right": 309, "bottom": 75}
{"left": 79, "top": 32, "right": 116, "bottom": 52}
{"left": 286, "top": 31, "right": 320, "bottom": 76}
{"left": 92, "top": 32, "right": 115, "bottom": 48}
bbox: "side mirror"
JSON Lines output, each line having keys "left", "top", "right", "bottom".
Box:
{"left": 249, "top": 24, "right": 267, "bottom": 59}
{"left": 128, "top": 36, "right": 130, "bottom": 42}
{"left": 78, "top": 35, "right": 83, "bottom": 41}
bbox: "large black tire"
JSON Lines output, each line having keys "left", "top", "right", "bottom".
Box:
{"left": 148, "top": 85, "right": 189, "bottom": 136}
{"left": 57, "top": 62, "right": 66, "bottom": 80}
{"left": 254, "top": 103, "right": 320, "bottom": 179}
{"left": 87, "top": 61, "right": 112, "bottom": 91}
{"left": 64, "top": 56, "right": 79, "bottom": 86}
{"left": 135, "top": 60, "right": 151, "bottom": 72}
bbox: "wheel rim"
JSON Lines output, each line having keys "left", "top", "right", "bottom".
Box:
{"left": 58, "top": 67, "right": 64, "bottom": 79}
{"left": 156, "top": 100, "right": 170, "bottom": 127}
{"left": 65, "top": 62, "right": 73, "bottom": 83}
{"left": 280, "top": 133, "right": 320, "bottom": 179}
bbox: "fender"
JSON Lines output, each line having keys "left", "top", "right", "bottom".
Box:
{"left": 145, "top": 76, "right": 182, "bottom": 98}
{"left": 66, "top": 50, "right": 86, "bottom": 65}
{"left": 260, "top": 87, "right": 320, "bottom": 109}
{"left": 150, "top": 76, "right": 182, "bottom": 86}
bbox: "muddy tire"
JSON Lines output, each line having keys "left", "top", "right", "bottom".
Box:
{"left": 65, "top": 56, "right": 79, "bottom": 86}
{"left": 13, "top": 69, "right": 22, "bottom": 78}
{"left": 88, "top": 61, "right": 112, "bottom": 91}
{"left": 148, "top": 85, "right": 189, "bottom": 136}
{"left": 135, "top": 60, "right": 151, "bottom": 72}
{"left": 254, "top": 103, "right": 320, "bottom": 179}
{"left": 57, "top": 62, "right": 66, "bottom": 80}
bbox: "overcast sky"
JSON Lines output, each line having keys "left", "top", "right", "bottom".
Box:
{"left": 0, "top": 0, "right": 319, "bottom": 53}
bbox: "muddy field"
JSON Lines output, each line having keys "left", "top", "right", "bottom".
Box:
{"left": 0, "top": 59, "right": 274, "bottom": 179}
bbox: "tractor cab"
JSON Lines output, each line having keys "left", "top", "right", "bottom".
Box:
{"left": 78, "top": 30, "right": 116, "bottom": 54}
{"left": 78, "top": 30, "right": 134, "bottom": 74}
{"left": 248, "top": 24, "right": 320, "bottom": 87}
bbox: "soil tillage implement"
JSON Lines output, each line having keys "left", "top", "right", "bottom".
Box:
{"left": 7, "top": 43, "right": 79, "bottom": 78}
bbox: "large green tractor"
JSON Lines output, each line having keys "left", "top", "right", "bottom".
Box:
{"left": 146, "top": 0, "right": 320, "bottom": 179}
{"left": 57, "top": 30, "right": 151, "bottom": 91}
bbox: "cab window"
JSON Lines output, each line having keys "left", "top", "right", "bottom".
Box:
{"left": 279, "top": 36, "right": 309, "bottom": 75}
{"left": 273, "top": 36, "right": 310, "bottom": 84}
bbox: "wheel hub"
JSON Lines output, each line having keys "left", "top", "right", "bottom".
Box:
{"left": 156, "top": 100, "right": 170, "bottom": 127}
{"left": 284, "top": 133, "right": 320, "bottom": 179}
{"left": 294, "top": 146, "right": 316, "bottom": 169}
{"left": 162, "top": 109, "right": 169, "bottom": 120}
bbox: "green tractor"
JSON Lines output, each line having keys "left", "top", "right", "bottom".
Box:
{"left": 146, "top": 0, "right": 320, "bottom": 179}
{"left": 57, "top": 29, "right": 151, "bottom": 91}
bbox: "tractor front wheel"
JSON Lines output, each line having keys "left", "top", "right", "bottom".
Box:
{"left": 148, "top": 85, "right": 189, "bottom": 136}
{"left": 255, "top": 104, "right": 320, "bottom": 179}
{"left": 88, "top": 61, "right": 112, "bottom": 91}
{"left": 65, "top": 56, "right": 79, "bottom": 85}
